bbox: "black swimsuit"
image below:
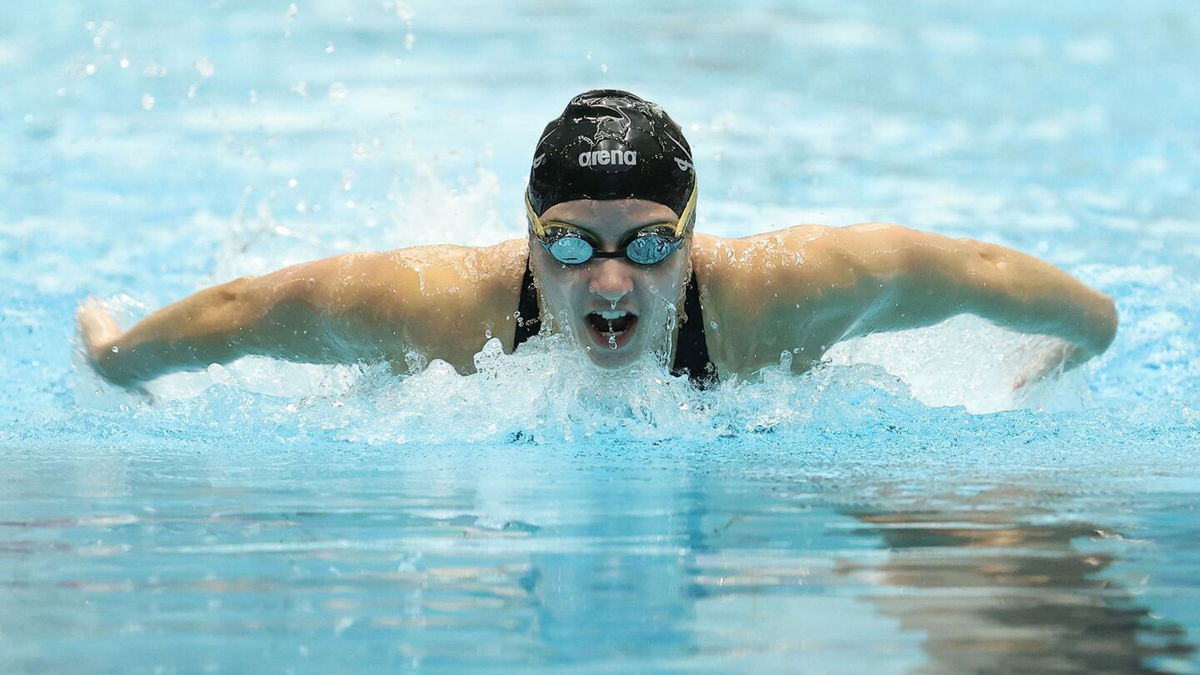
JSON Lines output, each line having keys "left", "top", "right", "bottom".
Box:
{"left": 514, "top": 260, "right": 716, "bottom": 387}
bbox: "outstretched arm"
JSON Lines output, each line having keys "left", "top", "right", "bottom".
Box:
{"left": 695, "top": 225, "right": 1117, "bottom": 375}
{"left": 830, "top": 224, "right": 1118, "bottom": 359}
{"left": 77, "top": 242, "right": 526, "bottom": 388}
{"left": 78, "top": 254, "right": 396, "bottom": 387}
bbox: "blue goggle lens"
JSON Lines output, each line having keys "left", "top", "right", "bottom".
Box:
{"left": 625, "top": 234, "right": 679, "bottom": 265}
{"left": 546, "top": 236, "right": 595, "bottom": 265}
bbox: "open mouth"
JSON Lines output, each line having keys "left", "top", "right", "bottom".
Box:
{"left": 585, "top": 309, "right": 638, "bottom": 348}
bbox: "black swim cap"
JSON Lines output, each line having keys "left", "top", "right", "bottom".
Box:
{"left": 527, "top": 89, "right": 696, "bottom": 218}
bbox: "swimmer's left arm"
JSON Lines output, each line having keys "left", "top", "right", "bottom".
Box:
{"left": 823, "top": 224, "right": 1119, "bottom": 364}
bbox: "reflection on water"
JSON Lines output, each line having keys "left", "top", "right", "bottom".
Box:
{"left": 1, "top": 442, "right": 1198, "bottom": 672}
{"left": 842, "top": 488, "right": 1196, "bottom": 673}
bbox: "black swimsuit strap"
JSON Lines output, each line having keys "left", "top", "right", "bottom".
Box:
{"left": 515, "top": 262, "right": 542, "bottom": 347}
{"left": 671, "top": 269, "right": 715, "bottom": 387}
{"left": 514, "top": 258, "right": 716, "bottom": 387}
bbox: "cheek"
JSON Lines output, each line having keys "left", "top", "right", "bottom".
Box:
{"left": 530, "top": 253, "right": 585, "bottom": 312}
{"left": 641, "top": 257, "right": 689, "bottom": 301}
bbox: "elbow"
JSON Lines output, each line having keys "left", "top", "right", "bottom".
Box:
{"left": 1091, "top": 293, "right": 1119, "bottom": 355}
{"left": 1055, "top": 290, "right": 1117, "bottom": 361}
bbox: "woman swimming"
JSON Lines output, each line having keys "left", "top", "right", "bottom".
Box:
{"left": 77, "top": 89, "right": 1117, "bottom": 389}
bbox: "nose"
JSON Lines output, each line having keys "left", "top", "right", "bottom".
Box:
{"left": 588, "top": 258, "right": 633, "bottom": 302}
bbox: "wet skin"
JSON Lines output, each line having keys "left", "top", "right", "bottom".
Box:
{"left": 77, "top": 200, "right": 1118, "bottom": 388}
{"left": 529, "top": 199, "right": 692, "bottom": 370}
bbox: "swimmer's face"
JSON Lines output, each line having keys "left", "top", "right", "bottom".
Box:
{"left": 530, "top": 198, "right": 691, "bottom": 370}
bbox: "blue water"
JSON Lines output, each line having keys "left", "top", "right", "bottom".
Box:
{"left": 3, "top": 1, "right": 1199, "bottom": 671}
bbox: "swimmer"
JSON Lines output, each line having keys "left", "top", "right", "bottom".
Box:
{"left": 77, "top": 89, "right": 1118, "bottom": 390}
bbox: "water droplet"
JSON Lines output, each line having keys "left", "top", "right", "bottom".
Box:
{"left": 328, "top": 82, "right": 347, "bottom": 100}
{"left": 599, "top": 63, "right": 608, "bottom": 73}
{"left": 110, "top": 345, "right": 120, "bottom": 354}
{"left": 140, "top": 93, "right": 155, "bottom": 110}
{"left": 84, "top": 63, "right": 96, "bottom": 76}
{"left": 325, "top": 42, "right": 335, "bottom": 53}
{"left": 287, "top": 178, "right": 298, "bottom": 188}
{"left": 194, "top": 58, "right": 214, "bottom": 78}
{"left": 285, "top": 3, "right": 299, "bottom": 21}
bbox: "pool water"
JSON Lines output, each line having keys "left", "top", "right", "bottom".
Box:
{"left": 3, "top": 1, "right": 1199, "bottom": 671}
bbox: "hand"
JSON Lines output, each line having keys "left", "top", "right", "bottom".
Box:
{"left": 76, "top": 299, "right": 123, "bottom": 362}
{"left": 76, "top": 300, "right": 157, "bottom": 399}
{"left": 1012, "top": 340, "right": 1082, "bottom": 391}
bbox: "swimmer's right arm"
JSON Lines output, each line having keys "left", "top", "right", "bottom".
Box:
{"left": 78, "top": 242, "right": 526, "bottom": 388}
{"left": 78, "top": 254, "right": 393, "bottom": 388}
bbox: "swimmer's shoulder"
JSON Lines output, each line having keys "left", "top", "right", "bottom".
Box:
{"left": 689, "top": 224, "right": 908, "bottom": 374}
{"left": 691, "top": 222, "right": 911, "bottom": 286}
{"left": 300, "top": 239, "right": 526, "bottom": 306}
{"left": 298, "top": 240, "right": 527, "bottom": 368}
{"left": 375, "top": 237, "right": 528, "bottom": 343}
{"left": 691, "top": 225, "right": 838, "bottom": 288}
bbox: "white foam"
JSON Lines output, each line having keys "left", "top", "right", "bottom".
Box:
{"left": 825, "top": 315, "right": 1088, "bottom": 414}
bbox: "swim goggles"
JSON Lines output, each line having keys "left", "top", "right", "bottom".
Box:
{"left": 525, "top": 185, "right": 697, "bottom": 266}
